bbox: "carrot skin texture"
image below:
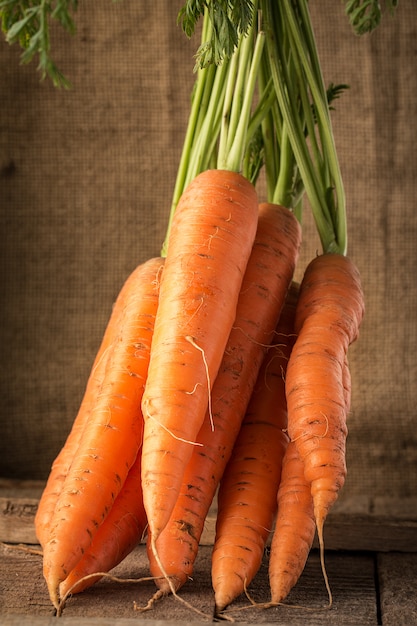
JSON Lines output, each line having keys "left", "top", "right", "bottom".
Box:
{"left": 268, "top": 440, "right": 316, "bottom": 604}
{"left": 146, "top": 204, "right": 302, "bottom": 594}
{"left": 141, "top": 169, "right": 259, "bottom": 540}
{"left": 212, "top": 283, "right": 299, "bottom": 613}
{"left": 58, "top": 449, "right": 147, "bottom": 597}
{"left": 286, "top": 253, "right": 365, "bottom": 532}
{"left": 35, "top": 277, "right": 131, "bottom": 549}
{"left": 42, "top": 256, "right": 163, "bottom": 608}
{"left": 342, "top": 356, "right": 352, "bottom": 414}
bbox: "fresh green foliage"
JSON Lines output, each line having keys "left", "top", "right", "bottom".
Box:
{"left": 178, "top": 0, "right": 254, "bottom": 68}
{"left": 243, "top": 125, "right": 264, "bottom": 186}
{"left": 163, "top": 5, "right": 265, "bottom": 254}
{"left": 0, "top": 0, "right": 78, "bottom": 88}
{"left": 261, "top": 0, "right": 349, "bottom": 254}
{"left": 326, "top": 83, "right": 349, "bottom": 109}
{"left": 344, "top": 0, "right": 399, "bottom": 35}
{"left": 310, "top": 83, "right": 349, "bottom": 123}
{"left": 174, "top": 0, "right": 354, "bottom": 254}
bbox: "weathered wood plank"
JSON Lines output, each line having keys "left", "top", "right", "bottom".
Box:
{"left": 2, "top": 503, "right": 416, "bottom": 553}
{"left": 0, "top": 479, "right": 45, "bottom": 499}
{"left": 0, "top": 479, "right": 44, "bottom": 544}
{"left": 378, "top": 552, "right": 417, "bottom": 625}
{"left": 2, "top": 480, "right": 417, "bottom": 552}
{"left": 0, "top": 496, "right": 40, "bottom": 544}
{"left": 311, "top": 513, "right": 417, "bottom": 553}
{"left": 0, "top": 543, "right": 377, "bottom": 624}
{"left": 0, "top": 617, "right": 213, "bottom": 626}
{"left": 1, "top": 481, "right": 417, "bottom": 625}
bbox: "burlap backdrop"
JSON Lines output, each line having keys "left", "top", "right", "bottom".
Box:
{"left": 1, "top": 2, "right": 416, "bottom": 505}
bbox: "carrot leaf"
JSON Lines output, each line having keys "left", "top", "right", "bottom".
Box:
{"left": 344, "top": 0, "right": 399, "bottom": 35}
{"left": 0, "top": 0, "right": 78, "bottom": 88}
{"left": 178, "top": 0, "right": 254, "bottom": 69}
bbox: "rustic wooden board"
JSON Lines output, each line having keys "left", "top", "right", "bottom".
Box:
{"left": 1, "top": 480, "right": 417, "bottom": 624}
{"left": 0, "top": 496, "right": 40, "bottom": 544}
{"left": 1, "top": 480, "right": 417, "bottom": 552}
{"left": 0, "top": 542, "right": 377, "bottom": 624}
{"left": 378, "top": 552, "right": 417, "bottom": 625}
{"left": 310, "top": 513, "right": 417, "bottom": 553}
{"left": 0, "top": 479, "right": 45, "bottom": 499}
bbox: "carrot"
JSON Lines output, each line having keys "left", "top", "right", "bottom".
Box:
{"left": 267, "top": 358, "right": 352, "bottom": 608}
{"left": 58, "top": 449, "right": 147, "bottom": 600}
{"left": 268, "top": 440, "right": 316, "bottom": 605}
{"left": 212, "top": 282, "right": 299, "bottom": 614}
{"left": 285, "top": 252, "right": 364, "bottom": 598}
{"left": 141, "top": 168, "right": 259, "bottom": 545}
{"left": 145, "top": 204, "right": 301, "bottom": 598}
{"left": 42, "top": 256, "right": 163, "bottom": 609}
{"left": 35, "top": 263, "right": 137, "bottom": 549}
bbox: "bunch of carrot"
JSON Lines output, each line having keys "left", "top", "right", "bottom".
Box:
{"left": 35, "top": 0, "right": 365, "bottom": 617}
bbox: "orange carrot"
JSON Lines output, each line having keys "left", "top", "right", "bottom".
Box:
{"left": 268, "top": 440, "right": 316, "bottom": 605}
{"left": 285, "top": 253, "right": 364, "bottom": 594}
{"left": 268, "top": 358, "right": 351, "bottom": 608}
{"left": 212, "top": 282, "right": 299, "bottom": 614}
{"left": 35, "top": 262, "right": 138, "bottom": 549}
{"left": 42, "top": 256, "right": 163, "bottom": 608}
{"left": 146, "top": 204, "right": 301, "bottom": 597}
{"left": 58, "top": 449, "right": 147, "bottom": 600}
{"left": 141, "top": 169, "right": 259, "bottom": 545}
{"left": 268, "top": 353, "right": 355, "bottom": 609}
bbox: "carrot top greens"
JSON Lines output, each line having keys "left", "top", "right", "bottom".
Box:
{"left": 261, "top": 0, "right": 348, "bottom": 254}
{"left": 0, "top": 0, "right": 78, "bottom": 88}
{"left": 345, "top": 0, "right": 399, "bottom": 35}
{"left": 161, "top": 5, "right": 266, "bottom": 255}
{"left": 174, "top": 1, "right": 355, "bottom": 255}
{"left": 1, "top": 0, "right": 399, "bottom": 253}
{"left": 1, "top": 1, "right": 398, "bottom": 86}
{"left": 178, "top": 0, "right": 255, "bottom": 69}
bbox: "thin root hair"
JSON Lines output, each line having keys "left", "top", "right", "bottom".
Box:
{"left": 143, "top": 398, "right": 203, "bottom": 447}
{"left": 291, "top": 413, "right": 329, "bottom": 443}
{"left": 185, "top": 335, "right": 214, "bottom": 431}
{"left": 230, "top": 324, "right": 283, "bottom": 349}
{"left": 57, "top": 572, "right": 164, "bottom": 616}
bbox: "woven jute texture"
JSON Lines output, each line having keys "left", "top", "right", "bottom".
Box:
{"left": 1, "top": 2, "right": 416, "bottom": 505}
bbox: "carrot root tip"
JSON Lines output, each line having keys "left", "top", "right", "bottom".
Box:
{"left": 133, "top": 588, "right": 166, "bottom": 613}
{"left": 317, "top": 522, "right": 333, "bottom": 608}
{"left": 149, "top": 534, "right": 211, "bottom": 619}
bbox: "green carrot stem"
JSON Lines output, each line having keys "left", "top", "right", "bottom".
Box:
{"left": 262, "top": 0, "right": 346, "bottom": 254}
{"left": 258, "top": 59, "right": 280, "bottom": 202}
{"left": 246, "top": 75, "right": 275, "bottom": 148}
{"left": 285, "top": 0, "right": 347, "bottom": 251}
{"left": 224, "top": 27, "right": 253, "bottom": 158}
{"left": 220, "top": 28, "right": 266, "bottom": 172}
{"left": 272, "top": 123, "right": 296, "bottom": 208}
{"left": 161, "top": 18, "right": 217, "bottom": 256}
{"left": 184, "top": 58, "right": 230, "bottom": 184}
{"left": 217, "top": 41, "right": 241, "bottom": 171}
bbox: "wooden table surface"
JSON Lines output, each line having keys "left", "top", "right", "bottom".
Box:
{"left": 1, "top": 480, "right": 416, "bottom": 625}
